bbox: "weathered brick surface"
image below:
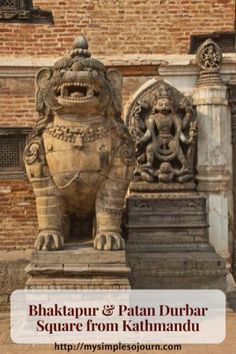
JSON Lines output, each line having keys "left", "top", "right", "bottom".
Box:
{"left": 0, "top": 0, "right": 234, "bottom": 57}
{"left": 0, "top": 181, "right": 37, "bottom": 249}
{"left": 0, "top": 77, "right": 35, "bottom": 127}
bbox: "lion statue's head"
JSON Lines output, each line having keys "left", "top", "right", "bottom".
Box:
{"left": 34, "top": 36, "right": 123, "bottom": 134}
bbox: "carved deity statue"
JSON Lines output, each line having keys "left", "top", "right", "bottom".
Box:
{"left": 126, "top": 79, "right": 197, "bottom": 184}
{"left": 24, "top": 36, "right": 135, "bottom": 251}
{"left": 196, "top": 38, "right": 222, "bottom": 73}
{"left": 196, "top": 38, "right": 223, "bottom": 87}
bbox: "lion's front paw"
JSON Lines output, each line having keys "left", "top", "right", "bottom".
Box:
{"left": 93, "top": 232, "right": 125, "bottom": 251}
{"left": 35, "top": 230, "right": 64, "bottom": 251}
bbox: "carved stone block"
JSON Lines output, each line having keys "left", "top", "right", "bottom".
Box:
{"left": 25, "top": 242, "right": 131, "bottom": 289}
{"left": 125, "top": 193, "right": 227, "bottom": 290}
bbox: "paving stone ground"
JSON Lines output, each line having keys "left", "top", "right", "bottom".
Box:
{"left": 0, "top": 312, "right": 235, "bottom": 354}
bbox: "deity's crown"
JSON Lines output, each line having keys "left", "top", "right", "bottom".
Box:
{"left": 155, "top": 83, "right": 171, "bottom": 100}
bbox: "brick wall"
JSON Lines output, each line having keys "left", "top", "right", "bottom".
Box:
{"left": 0, "top": 181, "right": 37, "bottom": 250}
{"left": 0, "top": 77, "right": 35, "bottom": 127}
{"left": 0, "top": 0, "right": 234, "bottom": 57}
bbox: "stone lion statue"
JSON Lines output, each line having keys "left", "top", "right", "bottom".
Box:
{"left": 24, "top": 36, "right": 135, "bottom": 251}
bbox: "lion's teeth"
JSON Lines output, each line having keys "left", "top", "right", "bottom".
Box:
{"left": 87, "top": 87, "right": 94, "bottom": 97}
{"left": 63, "top": 86, "right": 69, "bottom": 96}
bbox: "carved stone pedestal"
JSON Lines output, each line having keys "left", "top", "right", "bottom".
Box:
{"left": 126, "top": 191, "right": 227, "bottom": 291}
{"left": 25, "top": 242, "right": 131, "bottom": 289}
{"left": 124, "top": 66, "right": 227, "bottom": 291}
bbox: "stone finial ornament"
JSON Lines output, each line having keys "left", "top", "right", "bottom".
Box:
{"left": 126, "top": 78, "right": 198, "bottom": 186}
{"left": 24, "top": 36, "right": 135, "bottom": 251}
{"left": 70, "top": 35, "right": 91, "bottom": 58}
{"left": 196, "top": 38, "right": 223, "bottom": 86}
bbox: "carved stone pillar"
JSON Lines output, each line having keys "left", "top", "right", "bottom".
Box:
{"left": 193, "top": 39, "right": 233, "bottom": 261}
{"left": 228, "top": 78, "right": 236, "bottom": 279}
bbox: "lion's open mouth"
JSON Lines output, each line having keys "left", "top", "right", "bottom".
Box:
{"left": 58, "top": 83, "right": 100, "bottom": 101}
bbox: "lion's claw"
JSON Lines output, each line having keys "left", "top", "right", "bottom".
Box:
{"left": 35, "top": 230, "right": 64, "bottom": 251}
{"left": 93, "top": 232, "right": 125, "bottom": 251}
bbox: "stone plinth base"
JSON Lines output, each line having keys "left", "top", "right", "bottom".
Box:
{"left": 25, "top": 242, "right": 130, "bottom": 289}
{"left": 126, "top": 192, "right": 209, "bottom": 245}
{"left": 128, "top": 251, "right": 227, "bottom": 290}
{"left": 126, "top": 191, "right": 227, "bottom": 291}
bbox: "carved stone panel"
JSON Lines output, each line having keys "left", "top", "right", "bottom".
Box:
{"left": 126, "top": 78, "right": 198, "bottom": 188}
{"left": 196, "top": 38, "right": 223, "bottom": 87}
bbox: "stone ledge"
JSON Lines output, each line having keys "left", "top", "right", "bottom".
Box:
{"left": 0, "top": 54, "right": 235, "bottom": 78}
{"left": 129, "top": 181, "right": 195, "bottom": 192}
{"left": 29, "top": 243, "right": 127, "bottom": 265}
{"left": 26, "top": 277, "right": 130, "bottom": 290}
{"left": 129, "top": 251, "right": 226, "bottom": 269}
{"left": 0, "top": 53, "right": 235, "bottom": 67}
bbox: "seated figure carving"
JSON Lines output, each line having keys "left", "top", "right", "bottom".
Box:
{"left": 128, "top": 81, "right": 197, "bottom": 184}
